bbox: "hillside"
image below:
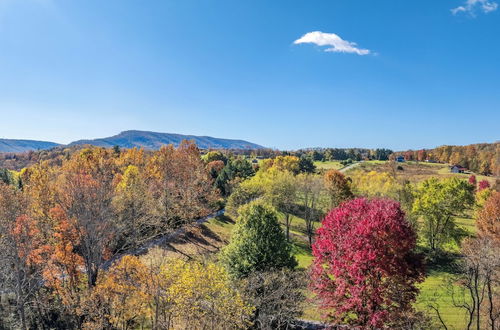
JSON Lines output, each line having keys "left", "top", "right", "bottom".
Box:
{"left": 0, "top": 130, "right": 264, "bottom": 154}
{"left": 0, "top": 139, "right": 60, "bottom": 153}
{"left": 68, "top": 130, "right": 264, "bottom": 150}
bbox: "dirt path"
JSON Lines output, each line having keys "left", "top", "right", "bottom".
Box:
{"left": 339, "top": 161, "right": 363, "bottom": 173}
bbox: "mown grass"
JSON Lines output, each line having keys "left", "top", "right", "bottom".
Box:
{"left": 314, "top": 161, "right": 343, "bottom": 170}
{"left": 414, "top": 215, "right": 476, "bottom": 329}
{"left": 204, "top": 215, "right": 235, "bottom": 241}
{"left": 416, "top": 270, "right": 469, "bottom": 330}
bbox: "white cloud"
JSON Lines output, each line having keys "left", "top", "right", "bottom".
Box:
{"left": 451, "top": 0, "right": 498, "bottom": 15}
{"left": 293, "top": 31, "right": 371, "bottom": 55}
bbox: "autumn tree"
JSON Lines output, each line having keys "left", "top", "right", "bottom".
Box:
{"left": 207, "top": 160, "right": 225, "bottom": 179}
{"left": 311, "top": 198, "right": 424, "bottom": 328}
{"left": 459, "top": 237, "right": 499, "bottom": 330}
{"left": 84, "top": 255, "right": 149, "bottom": 329}
{"left": 115, "top": 147, "right": 147, "bottom": 169}
{"left": 350, "top": 170, "right": 400, "bottom": 199}
{"left": 57, "top": 148, "right": 117, "bottom": 288}
{"left": 296, "top": 173, "right": 325, "bottom": 247}
{"left": 221, "top": 201, "right": 297, "bottom": 278}
{"left": 323, "top": 169, "right": 352, "bottom": 209}
{"left": 87, "top": 253, "right": 253, "bottom": 329}
{"left": 476, "top": 191, "right": 500, "bottom": 241}
{"left": 0, "top": 184, "right": 46, "bottom": 329}
{"left": 22, "top": 163, "right": 58, "bottom": 240}
{"left": 240, "top": 269, "right": 306, "bottom": 330}
{"left": 146, "top": 141, "right": 217, "bottom": 229}
{"left": 413, "top": 177, "right": 475, "bottom": 252}
{"left": 433, "top": 237, "right": 500, "bottom": 330}
{"left": 113, "top": 165, "right": 154, "bottom": 250}
{"left": 469, "top": 174, "right": 477, "bottom": 187}
{"left": 167, "top": 259, "right": 253, "bottom": 329}
{"left": 261, "top": 169, "right": 297, "bottom": 241}
{"left": 269, "top": 156, "right": 301, "bottom": 174}
{"left": 42, "top": 207, "right": 86, "bottom": 327}
{"left": 479, "top": 179, "right": 491, "bottom": 191}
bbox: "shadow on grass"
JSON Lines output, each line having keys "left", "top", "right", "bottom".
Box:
{"left": 213, "top": 214, "right": 234, "bottom": 225}
{"left": 417, "top": 246, "right": 461, "bottom": 275}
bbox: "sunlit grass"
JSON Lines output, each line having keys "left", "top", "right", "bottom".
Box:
{"left": 314, "top": 161, "right": 343, "bottom": 170}
{"left": 416, "top": 270, "right": 469, "bottom": 330}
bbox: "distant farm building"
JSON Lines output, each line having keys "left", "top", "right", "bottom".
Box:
{"left": 395, "top": 156, "right": 405, "bottom": 162}
{"left": 450, "top": 165, "right": 466, "bottom": 173}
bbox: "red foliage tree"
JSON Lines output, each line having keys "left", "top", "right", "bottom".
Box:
{"left": 476, "top": 191, "right": 500, "bottom": 241}
{"left": 479, "top": 180, "right": 491, "bottom": 191}
{"left": 311, "top": 198, "right": 424, "bottom": 328}
{"left": 468, "top": 175, "right": 477, "bottom": 187}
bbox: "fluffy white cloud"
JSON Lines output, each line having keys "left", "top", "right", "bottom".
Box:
{"left": 293, "top": 31, "right": 371, "bottom": 55}
{"left": 452, "top": 0, "right": 498, "bottom": 15}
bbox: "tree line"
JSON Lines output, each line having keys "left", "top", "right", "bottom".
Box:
{"left": 392, "top": 142, "right": 499, "bottom": 176}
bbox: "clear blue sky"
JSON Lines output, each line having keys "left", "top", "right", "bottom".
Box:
{"left": 0, "top": 0, "right": 499, "bottom": 150}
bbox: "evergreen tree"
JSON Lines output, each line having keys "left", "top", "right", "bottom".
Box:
{"left": 221, "top": 201, "right": 297, "bottom": 277}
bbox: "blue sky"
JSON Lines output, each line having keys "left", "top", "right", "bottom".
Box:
{"left": 0, "top": 0, "right": 499, "bottom": 150}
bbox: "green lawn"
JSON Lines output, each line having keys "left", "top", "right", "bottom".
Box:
{"left": 416, "top": 270, "right": 469, "bottom": 329}
{"left": 314, "top": 160, "right": 343, "bottom": 170}
{"left": 204, "top": 215, "right": 235, "bottom": 241}
{"left": 415, "top": 215, "right": 476, "bottom": 329}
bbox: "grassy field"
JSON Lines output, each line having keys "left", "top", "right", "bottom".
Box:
{"left": 416, "top": 270, "right": 469, "bottom": 329}
{"left": 314, "top": 160, "right": 343, "bottom": 170}
{"left": 346, "top": 160, "right": 497, "bottom": 185}
{"left": 414, "top": 215, "right": 476, "bottom": 329}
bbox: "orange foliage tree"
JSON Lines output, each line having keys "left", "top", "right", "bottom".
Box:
{"left": 476, "top": 191, "right": 500, "bottom": 241}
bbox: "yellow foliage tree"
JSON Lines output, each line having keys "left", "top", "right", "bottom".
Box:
{"left": 87, "top": 252, "right": 253, "bottom": 329}
{"left": 350, "top": 170, "right": 400, "bottom": 199}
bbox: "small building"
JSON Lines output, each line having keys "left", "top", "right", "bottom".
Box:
{"left": 395, "top": 156, "right": 405, "bottom": 163}
{"left": 450, "top": 165, "right": 466, "bottom": 173}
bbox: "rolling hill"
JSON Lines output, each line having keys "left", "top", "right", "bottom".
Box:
{"left": 0, "top": 139, "right": 60, "bottom": 153}
{"left": 0, "top": 130, "right": 264, "bottom": 153}
{"left": 68, "top": 130, "right": 264, "bottom": 149}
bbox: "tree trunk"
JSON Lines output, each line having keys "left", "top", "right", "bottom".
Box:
{"left": 285, "top": 213, "right": 290, "bottom": 241}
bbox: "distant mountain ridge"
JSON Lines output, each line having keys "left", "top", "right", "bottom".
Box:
{"left": 0, "top": 130, "right": 264, "bottom": 152}
{"left": 0, "top": 139, "right": 60, "bottom": 153}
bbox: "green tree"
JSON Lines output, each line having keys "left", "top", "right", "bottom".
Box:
{"left": 413, "top": 177, "right": 475, "bottom": 252}
{"left": 202, "top": 151, "right": 228, "bottom": 164}
{"left": 221, "top": 201, "right": 297, "bottom": 278}
{"left": 215, "top": 158, "right": 255, "bottom": 196}
{"left": 299, "top": 155, "right": 316, "bottom": 173}
{"left": 0, "top": 168, "right": 13, "bottom": 185}
{"left": 262, "top": 169, "right": 297, "bottom": 241}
